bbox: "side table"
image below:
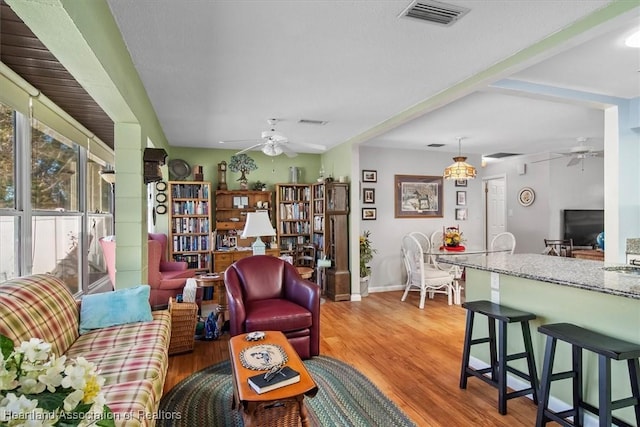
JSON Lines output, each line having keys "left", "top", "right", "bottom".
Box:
{"left": 196, "top": 273, "right": 228, "bottom": 322}
{"left": 229, "top": 331, "right": 318, "bottom": 427}
{"left": 168, "top": 297, "right": 198, "bottom": 355}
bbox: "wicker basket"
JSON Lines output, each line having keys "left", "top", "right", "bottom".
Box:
{"left": 244, "top": 399, "right": 301, "bottom": 427}
{"left": 168, "top": 297, "right": 198, "bottom": 355}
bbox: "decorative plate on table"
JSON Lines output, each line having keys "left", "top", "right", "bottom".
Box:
{"left": 518, "top": 187, "right": 535, "bottom": 207}
{"left": 239, "top": 344, "right": 288, "bottom": 371}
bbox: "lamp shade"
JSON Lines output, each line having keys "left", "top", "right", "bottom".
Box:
{"left": 100, "top": 170, "right": 116, "bottom": 184}
{"left": 242, "top": 212, "right": 276, "bottom": 256}
{"left": 443, "top": 157, "right": 477, "bottom": 180}
{"left": 262, "top": 144, "right": 284, "bottom": 157}
{"left": 241, "top": 212, "right": 276, "bottom": 238}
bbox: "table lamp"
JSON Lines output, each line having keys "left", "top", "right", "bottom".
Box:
{"left": 241, "top": 211, "right": 276, "bottom": 255}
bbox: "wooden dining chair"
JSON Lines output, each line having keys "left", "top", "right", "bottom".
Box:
{"left": 543, "top": 238, "right": 573, "bottom": 257}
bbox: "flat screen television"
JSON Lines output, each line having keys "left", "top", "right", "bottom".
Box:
{"left": 563, "top": 209, "right": 604, "bottom": 248}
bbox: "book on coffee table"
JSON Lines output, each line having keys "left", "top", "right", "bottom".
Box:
{"left": 248, "top": 366, "right": 300, "bottom": 394}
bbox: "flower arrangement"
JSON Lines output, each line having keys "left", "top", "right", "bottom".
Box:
{"left": 0, "top": 334, "right": 114, "bottom": 427}
{"left": 359, "top": 230, "right": 377, "bottom": 278}
{"left": 444, "top": 226, "right": 465, "bottom": 247}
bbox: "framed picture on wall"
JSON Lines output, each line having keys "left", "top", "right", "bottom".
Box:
{"left": 456, "top": 191, "right": 466, "bottom": 206}
{"left": 362, "top": 170, "right": 377, "bottom": 182}
{"left": 394, "top": 175, "right": 443, "bottom": 218}
{"left": 363, "top": 188, "right": 375, "bottom": 204}
{"left": 362, "top": 208, "right": 377, "bottom": 220}
{"left": 455, "top": 208, "right": 468, "bottom": 221}
{"left": 455, "top": 179, "right": 467, "bottom": 187}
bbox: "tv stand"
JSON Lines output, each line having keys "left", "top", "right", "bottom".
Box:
{"left": 572, "top": 249, "right": 604, "bottom": 261}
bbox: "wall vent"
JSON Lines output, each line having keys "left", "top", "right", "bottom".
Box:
{"left": 399, "top": 0, "right": 470, "bottom": 26}
{"left": 484, "top": 152, "right": 521, "bottom": 159}
{"left": 427, "top": 143, "right": 445, "bottom": 147}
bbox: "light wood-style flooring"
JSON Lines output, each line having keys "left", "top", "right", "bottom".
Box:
{"left": 164, "top": 290, "right": 540, "bottom": 426}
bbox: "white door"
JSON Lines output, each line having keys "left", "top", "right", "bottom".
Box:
{"left": 484, "top": 177, "right": 506, "bottom": 248}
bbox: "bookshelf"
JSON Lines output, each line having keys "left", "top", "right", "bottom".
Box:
{"left": 168, "top": 181, "right": 212, "bottom": 272}
{"left": 275, "top": 184, "right": 311, "bottom": 256}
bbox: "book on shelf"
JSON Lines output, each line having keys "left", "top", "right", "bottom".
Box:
{"left": 247, "top": 366, "right": 300, "bottom": 394}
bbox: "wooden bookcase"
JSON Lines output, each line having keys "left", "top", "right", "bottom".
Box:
{"left": 324, "top": 183, "right": 350, "bottom": 301}
{"left": 213, "top": 190, "right": 273, "bottom": 250}
{"left": 168, "top": 181, "right": 212, "bottom": 272}
{"left": 311, "top": 182, "right": 325, "bottom": 259}
{"left": 275, "top": 184, "right": 312, "bottom": 256}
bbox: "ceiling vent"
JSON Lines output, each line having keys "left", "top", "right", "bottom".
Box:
{"left": 399, "top": 0, "right": 470, "bottom": 26}
{"left": 484, "top": 152, "right": 521, "bottom": 159}
{"left": 298, "top": 119, "right": 328, "bottom": 126}
{"left": 427, "top": 143, "right": 445, "bottom": 147}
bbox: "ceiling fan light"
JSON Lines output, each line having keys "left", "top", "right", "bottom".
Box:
{"left": 262, "top": 144, "right": 283, "bottom": 156}
{"left": 443, "top": 157, "right": 477, "bottom": 179}
{"left": 625, "top": 29, "right": 640, "bottom": 48}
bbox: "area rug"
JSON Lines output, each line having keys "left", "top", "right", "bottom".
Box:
{"left": 158, "top": 355, "right": 416, "bottom": 426}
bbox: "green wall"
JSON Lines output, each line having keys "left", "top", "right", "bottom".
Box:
{"left": 465, "top": 268, "right": 640, "bottom": 424}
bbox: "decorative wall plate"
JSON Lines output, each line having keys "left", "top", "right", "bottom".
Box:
{"left": 518, "top": 187, "right": 535, "bottom": 207}
{"left": 239, "top": 344, "right": 288, "bottom": 371}
{"left": 168, "top": 159, "right": 191, "bottom": 180}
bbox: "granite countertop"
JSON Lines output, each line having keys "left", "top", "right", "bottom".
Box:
{"left": 627, "top": 238, "right": 640, "bottom": 255}
{"left": 439, "top": 253, "right": 640, "bottom": 299}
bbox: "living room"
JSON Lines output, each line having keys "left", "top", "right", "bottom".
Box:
{"left": 0, "top": 1, "right": 639, "bottom": 426}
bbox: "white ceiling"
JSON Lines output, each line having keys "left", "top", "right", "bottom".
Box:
{"left": 105, "top": 0, "right": 640, "bottom": 158}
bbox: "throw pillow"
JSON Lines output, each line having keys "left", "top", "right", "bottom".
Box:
{"left": 79, "top": 285, "right": 153, "bottom": 334}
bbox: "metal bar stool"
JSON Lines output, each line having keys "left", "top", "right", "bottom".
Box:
{"left": 536, "top": 323, "right": 640, "bottom": 427}
{"left": 460, "top": 300, "right": 539, "bottom": 415}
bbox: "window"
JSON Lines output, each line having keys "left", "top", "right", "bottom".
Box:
{"left": 0, "top": 101, "right": 113, "bottom": 292}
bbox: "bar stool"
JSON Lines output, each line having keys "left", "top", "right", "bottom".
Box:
{"left": 460, "top": 300, "right": 539, "bottom": 415}
{"left": 536, "top": 323, "right": 640, "bottom": 427}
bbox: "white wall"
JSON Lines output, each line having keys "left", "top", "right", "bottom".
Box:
{"left": 359, "top": 145, "right": 605, "bottom": 293}
{"left": 359, "top": 146, "right": 483, "bottom": 292}
{"left": 484, "top": 152, "right": 604, "bottom": 254}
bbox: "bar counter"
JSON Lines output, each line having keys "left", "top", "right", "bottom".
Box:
{"left": 437, "top": 252, "right": 640, "bottom": 299}
{"left": 442, "top": 253, "right": 640, "bottom": 424}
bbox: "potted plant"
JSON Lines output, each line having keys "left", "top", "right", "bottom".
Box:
{"left": 359, "top": 230, "right": 377, "bottom": 296}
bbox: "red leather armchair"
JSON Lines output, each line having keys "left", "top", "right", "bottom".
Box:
{"left": 225, "top": 255, "right": 320, "bottom": 359}
{"left": 99, "top": 236, "right": 195, "bottom": 307}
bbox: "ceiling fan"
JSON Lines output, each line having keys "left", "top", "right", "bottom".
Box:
{"left": 219, "top": 119, "right": 326, "bottom": 158}
{"left": 530, "top": 137, "right": 604, "bottom": 168}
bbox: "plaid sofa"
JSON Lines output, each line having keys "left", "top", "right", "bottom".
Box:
{"left": 0, "top": 274, "right": 171, "bottom": 427}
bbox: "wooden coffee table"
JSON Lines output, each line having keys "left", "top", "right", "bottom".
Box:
{"left": 229, "top": 331, "right": 318, "bottom": 427}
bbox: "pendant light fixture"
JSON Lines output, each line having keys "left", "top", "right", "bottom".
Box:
{"left": 443, "top": 137, "right": 477, "bottom": 180}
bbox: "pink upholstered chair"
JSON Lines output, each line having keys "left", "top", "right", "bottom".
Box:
{"left": 99, "top": 236, "right": 196, "bottom": 307}
{"left": 225, "top": 255, "right": 320, "bottom": 359}
{"left": 148, "top": 232, "right": 191, "bottom": 277}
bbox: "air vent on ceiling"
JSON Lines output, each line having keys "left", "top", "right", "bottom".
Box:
{"left": 427, "top": 143, "right": 445, "bottom": 147}
{"left": 484, "top": 152, "right": 521, "bottom": 159}
{"left": 399, "top": 0, "right": 470, "bottom": 26}
{"left": 298, "top": 119, "right": 328, "bottom": 126}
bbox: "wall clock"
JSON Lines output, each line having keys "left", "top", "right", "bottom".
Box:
{"left": 518, "top": 187, "right": 535, "bottom": 207}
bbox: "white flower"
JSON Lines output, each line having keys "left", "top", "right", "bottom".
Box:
{"left": 0, "top": 392, "right": 38, "bottom": 420}
{"left": 38, "top": 354, "right": 66, "bottom": 393}
{"left": 17, "top": 372, "right": 46, "bottom": 394}
{"left": 0, "top": 354, "right": 18, "bottom": 391}
{"left": 17, "top": 338, "right": 51, "bottom": 363}
{"left": 61, "top": 363, "right": 87, "bottom": 391}
{"left": 63, "top": 388, "right": 84, "bottom": 411}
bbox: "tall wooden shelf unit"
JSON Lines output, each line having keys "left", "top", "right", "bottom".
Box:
{"left": 275, "top": 184, "right": 311, "bottom": 256}
{"left": 213, "top": 190, "right": 274, "bottom": 271}
{"left": 168, "top": 181, "right": 212, "bottom": 273}
{"left": 311, "top": 182, "right": 325, "bottom": 259}
{"left": 324, "top": 183, "right": 350, "bottom": 301}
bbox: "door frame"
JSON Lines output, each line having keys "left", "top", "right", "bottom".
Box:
{"left": 482, "top": 173, "right": 508, "bottom": 249}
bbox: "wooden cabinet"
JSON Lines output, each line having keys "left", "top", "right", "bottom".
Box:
{"left": 323, "top": 182, "right": 350, "bottom": 301}
{"left": 168, "top": 181, "right": 212, "bottom": 272}
{"left": 311, "top": 182, "right": 325, "bottom": 258}
{"left": 572, "top": 249, "right": 605, "bottom": 261}
{"left": 212, "top": 248, "right": 280, "bottom": 273}
{"left": 275, "top": 184, "right": 311, "bottom": 256}
{"left": 214, "top": 190, "right": 273, "bottom": 250}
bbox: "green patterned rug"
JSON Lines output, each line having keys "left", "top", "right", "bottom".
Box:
{"left": 158, "top": 355, "right": 416, "bottom": 426}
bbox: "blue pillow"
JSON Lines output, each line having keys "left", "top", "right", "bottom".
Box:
{"left": 79, "top": 285, "right": 153, "bottom": 334}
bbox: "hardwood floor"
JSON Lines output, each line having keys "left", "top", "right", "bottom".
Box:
{"left": 164, "top": 290, "right": 540, "bottom": 426}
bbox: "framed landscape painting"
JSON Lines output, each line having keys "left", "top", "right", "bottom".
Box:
{"left": 394, "top": 175, "right": 443, "bottom": 218}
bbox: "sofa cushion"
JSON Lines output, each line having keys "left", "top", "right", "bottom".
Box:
{"left": 79, "top": 285, "right": 153, "bottom": 334}
{"left": 102, "top": 379, "right": 156, "bottom": 427}
{"left": 245, "top": 299, "right": 312, "bottom": 332}
{"left": 0, "top": 274, "right": 79, "bottom": 356}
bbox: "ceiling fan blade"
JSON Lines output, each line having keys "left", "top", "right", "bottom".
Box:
{"left": 235, "top": 143, "right": 265, "bottom": 155}
{"left": 529, "top": 156, "right": 564, "bottom": 164}
{"left": 566, "top": 157, "right": 580, "bottom": 167}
